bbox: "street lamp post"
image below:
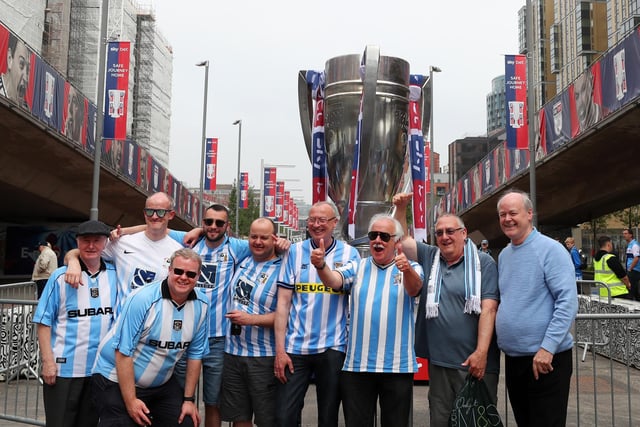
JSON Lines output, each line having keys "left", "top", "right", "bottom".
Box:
{"left": 428, "top": 65, "right": 442, "bottom": 245}
{"left": 196, "top": 60, "right": 209, "bottom": 224}
{"left": 233, "top": 119, "right": 242, "bottom": 236}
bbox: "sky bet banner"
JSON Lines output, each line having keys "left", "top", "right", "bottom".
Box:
{"left": 240, "top": 172, "right": 249, "bottom": 208}
{"left": 103, "top": 41, "right": 131, "bottom": 140}
{"left": 263, "top": 167, "right": 277, "bottom": 218}
{"left": 505, "top": 54, "right": 528, "bottom": 150}
{"left": 204, "top": 137, "right": 218, "bottom": 191}
{"left": 409, "top": 74, "right": 427, "bottom": 243}
{"left": 275, "top": 181, "right": 285, "bottom": 222}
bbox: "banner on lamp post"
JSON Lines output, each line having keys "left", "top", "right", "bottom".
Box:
{"left": 204, "top": 137, "right": 218, "bottom": 191}
{"left": 263, "top": 167, "right": 277, "bottom": 218}
{"left": 240, "top": 172, "right": 249, "bottom": 208}
{"left": 104, "top": 41, "right": 131, "bottom": 140}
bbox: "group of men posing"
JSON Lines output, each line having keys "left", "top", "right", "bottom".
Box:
{"left": 34, "top": 188, "right": 579, "bottom": 427}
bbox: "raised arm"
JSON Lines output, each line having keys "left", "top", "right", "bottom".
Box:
{"left": 392, "top": 192, "right": 418, "bottom": 261}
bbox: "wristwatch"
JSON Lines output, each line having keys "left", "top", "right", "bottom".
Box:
{"left": 183, "top": 396, "right": 196, "bottom": 402}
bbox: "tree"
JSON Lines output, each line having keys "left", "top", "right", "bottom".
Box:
{"left": 228, "top": 182, "right": 261, "bottom": 237}
{"left": 613, "top": 205, "right": 640, "bottom": 231}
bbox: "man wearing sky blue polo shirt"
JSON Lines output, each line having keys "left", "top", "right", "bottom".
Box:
{"left": 92, "top": 248, "right": 209, "bottom": 427}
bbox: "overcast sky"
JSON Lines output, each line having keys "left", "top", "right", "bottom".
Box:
{"left": 153, "top": 0, "right": 523, "bottom": 205}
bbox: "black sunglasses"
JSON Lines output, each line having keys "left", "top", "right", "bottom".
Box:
{"left": 143, "top": 208, "right": 170, "bottom": 218}
{"left": 203, "top": 218, "right": 227, "bottom": 227}
{"left": 367, "top": 231, "right": 395, "bottom": 242}
{"left": 172, "top": 267, "right": 198, "bottom": 279}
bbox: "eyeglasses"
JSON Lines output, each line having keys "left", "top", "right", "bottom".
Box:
{"left": 367, "top": 231, "right": 395, "bottom": 242}
{"left": 143, "top": 208, "right": 171, "bottom": 218}
{"left": 203, "top": 218, "right": 227, "bottom": 227}
{"left": 306, "top": 217, "right": 336, "bottom": 225}
{"left": 172, "top": 267, "right": 198, "bottom": 279}
{"left": 435, "top": 227, "right": 464, "bottom": 237}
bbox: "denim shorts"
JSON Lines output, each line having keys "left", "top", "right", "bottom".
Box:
{"left": 174, "top": 336, "right": 225, "bottom": 406}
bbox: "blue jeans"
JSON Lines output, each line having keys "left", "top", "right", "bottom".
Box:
{"left": 275, "top": 349, "right": 345, "bottom": 427}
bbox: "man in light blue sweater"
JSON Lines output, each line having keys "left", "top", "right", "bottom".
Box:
{"left": 496, "top": 190, "right": 578, "bottom": 427}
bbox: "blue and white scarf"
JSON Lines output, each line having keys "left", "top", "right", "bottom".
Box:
{"left": 425, "top": 238, "right": 482, "bottom": 318}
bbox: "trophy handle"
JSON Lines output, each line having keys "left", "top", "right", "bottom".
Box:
{"left": 421, "top": 75, "right": 432, "bottom": 141}
{"left": 360, "top": 46, "right": 380, "bottom": 154}
{"left": 297, "top": 70, "right": 314, "bottom": 164}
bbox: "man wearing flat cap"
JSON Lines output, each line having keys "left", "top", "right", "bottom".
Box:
{"left": 33, "top": 220, "right": 118, "bottom": 427}
{"left": 32, "top": 240, "right": 58, "bottom": 298}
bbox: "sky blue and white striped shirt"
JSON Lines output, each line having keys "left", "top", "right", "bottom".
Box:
{"left": 225, "top": 256, "right": 282, "bottom": 357}
{"left": 170, "top": 231, "right": 251, "bottom": 338}
{"left": 278, "top": 238, "right": 360, "bottom": 355}
{"left": 33, "top": 261, "right": 118, "bottom": 378}
{"left": 92, "top": 280, "right": 210, "bottom": 388}
{"left": 339, "top": 258, "right": 423, "bottom": 373}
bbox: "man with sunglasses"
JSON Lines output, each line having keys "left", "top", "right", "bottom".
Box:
{"left": 313, "top": 214, "right": 423, "bottom": 427}
{"left": 274, "top": 201, "right": 360, "bottom": 427}
{"left": 92, "top": 248, "right": 209, "bottom": 427}
{"left": 393, "top": 192, "right": 500, "bottom": 427}
{"left": 64, "top": 192, "right": 183, "bottom": 316}
{"left": 168, "top": 203, "right": 251, "bottom": 427}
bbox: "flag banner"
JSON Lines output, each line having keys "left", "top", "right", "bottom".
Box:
{"left": 263, "top": 167, "right": 277, "bottom": 218}
{"left": 601, "top": 29, "right": 640, "bottom": 113}
{"left": 572, "top": 60, "right": 603, "bottom": 134}
{"left": 0, "top": 25, "right": 35, "bottom": 111}
{"left": 103, "top": 41, "right": 131, "bottom": 140}
{"left": 62, "top": 82, "right": 88, "bottom": 146}
{"left": 540, "top": 90, "right": 575, "bottom": 154}
{"left": 481, "top": 154, "right": 496, "bottom": 195}
{"left": 137, "top": 149, "right": 150, "bottom": 191}
{"left": 288, "top": 196, "right": 295, "bottom": 228}
{"left": 505, "top": 54, "right": 528, "bottom": 150}
{"left": 122, "top": 140, "right": 139, "bottom": 183}
{"left": 507, "top": 146, "right": 529, "bottom": 177}
{"left": 240, "top": 172, "right": 249, "bottom": 208}
{"left": 308, "top": 70, "right": 328, "bottom": 203}
{"left": 204, "top": 137, "right": 218, "bottom": 191}
{"left": 275, "top": 181, "right": 285, "bottom": 222}
{"left": 293, "top": 205, "right": 299, "bottom": 230}
{"left": 409, "top": 74, "right": 427, "bottom": 242}
{"left": 150, "top": 157, "right": 164, "bottom": 193}
{"left": 102, "top": 139, "right": 123, "bottom": 171}
{"left": 31, "top": 55, "right": 64, "bottom": 130}
{"left": 283, "top": 191, "right": 290, "bottom": 226}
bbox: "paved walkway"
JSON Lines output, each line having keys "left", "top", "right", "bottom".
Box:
{"left": 0, "top": 349, "right": 637, "bottom": 426}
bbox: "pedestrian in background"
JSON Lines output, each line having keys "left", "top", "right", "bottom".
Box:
{"left": 622, "top": 228, "right": 640, "bottom": 300}
{"left": 32, "top": 241, "right": 58, "bottom": 298}
{"left": 593, "top": 235, "right": 631, "bottom": 299}
{"left": 564, "top": 237, "right": 583, "bottom": 280}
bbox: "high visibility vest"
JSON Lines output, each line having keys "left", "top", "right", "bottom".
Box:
{"left": 593, "top": 253, "right": 628, "bottom": 297}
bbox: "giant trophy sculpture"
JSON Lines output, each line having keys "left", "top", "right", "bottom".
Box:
{"left": 298, "top": 45, "right": 431, "bottom": 242}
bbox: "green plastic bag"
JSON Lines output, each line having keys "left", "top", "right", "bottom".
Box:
{"left": 448, "top": 374, "right": 504, "bottom": 427}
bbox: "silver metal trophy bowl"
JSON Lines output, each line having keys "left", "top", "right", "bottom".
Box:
{"left": 299, "top": 46, "right": 411, "bottom": 241}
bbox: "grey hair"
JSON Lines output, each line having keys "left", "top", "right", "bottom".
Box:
{"left": 169, "top": 248, "right": 202, "bottom": 271}
{"left": 368, "top": 214, "right": 404, "bottom": 242}
{"left": 435, "top": 213, "right": 465, "bottom": 229}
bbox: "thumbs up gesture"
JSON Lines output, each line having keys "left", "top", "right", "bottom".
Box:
{"left": 311, "top": 238, "right": 326, "bottom": 270}
{"left": 395, "top": 243, "right": 409, "bottom": 272}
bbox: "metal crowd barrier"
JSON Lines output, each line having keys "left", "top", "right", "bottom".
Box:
{"left": 0, "top": 280, "right": 638, "bottom": 426}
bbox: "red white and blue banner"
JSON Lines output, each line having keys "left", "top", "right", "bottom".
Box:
{"left": 103, "top": 41, "right": 131, "bottom": 140}
{"left": 275, "top": 181, "right": 285, "bottom": 222}
{"left": 283, "top": 191, "right": 290, "bottom": 226}
{"left": 240, "top": 172, "right": 249, "bottom": 209}
{"left": 263, "top": 167, "right": 277, "bottom": 218}
{"left": 31, "top": 56, "right": 64, "bottom": 129}
{"left": 288, "top": 197, "right": 295, "bottom": 228}
{"left": 347, "top": 96, "right": 363, "bottom": 240}
{"left": 505, "top": 54, "right": 528, "bottom": 150}
{"left": 409, "top": 74, "right": 427, "bottom": 242}
{"left": 204, "top": 137, "right": 218, "bottom": 191}
{"left": 307, "top": 71, "right": 328, "bottom": 204}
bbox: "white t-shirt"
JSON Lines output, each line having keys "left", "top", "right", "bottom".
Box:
{"left": 102, "top": 231, "right": 183, "bottom": 316}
